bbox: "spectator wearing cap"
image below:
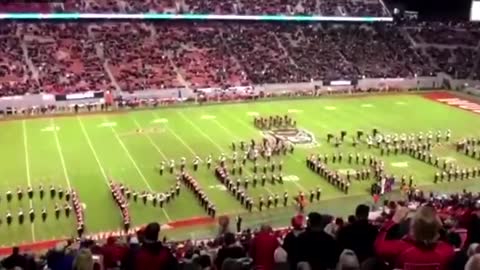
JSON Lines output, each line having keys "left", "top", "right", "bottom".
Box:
{"left": 375, "top": 205, "right": 455, "bottom": 270}
{"left": 337, "top": 204, "right": 378, "bottom": 263}
{"left": 214, "top": 232, "right": 246, "bottom": 269}
{"left": 127, "top": 222, "right": 178, "bottom": 270}
{"left": 296, "top": 212, "right": 341, "bottom": 270}
{"left": 249, "top": 224, "right": 279, "bottom": 270}
{"left": 283, "top": 215, "right": 305, "bottom": 270}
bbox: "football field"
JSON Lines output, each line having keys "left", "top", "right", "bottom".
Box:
{"left": 1, "top": 92, "right": 480, "bottom": 246}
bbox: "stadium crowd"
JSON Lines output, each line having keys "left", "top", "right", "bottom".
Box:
{"left": 0, "top": 0, "right": 390, "bottom": 16}
{"left": 3, "top": 190, "right": 480, "bottom": 270}
{"left": 0, "top": 20, "right": 479, "bottom": 96}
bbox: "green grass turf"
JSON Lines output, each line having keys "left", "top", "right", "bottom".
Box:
{"left": 1, "top": 93, "right": 480, "bottom": 245}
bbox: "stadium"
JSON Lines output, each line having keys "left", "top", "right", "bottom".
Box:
{"left": 0, "top": 0, "right": 479, "bottom": 269}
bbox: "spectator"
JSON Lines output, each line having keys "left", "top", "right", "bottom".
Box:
{"left": 46, "top": 242, "right": 75, "bottom": 270}
{"left": 296, "top": 212, "right": 341, "bottom": 270}
{"left": 283, "top": 215, "right": 305, "bottom": 270}
{"left": 337, "top": 204, "right": 378, "bottom": 263}
{"left": 129, "top": 222, "right": 178, "bottom": 270}
{"left": 249, "top": 224, "right": 279, "bottom": 270}
{"left": 214, "top": 232, "right": 245, "bottom": 269}
{"left": 375, "top": 206, "right": 455, "bottom": 270}
{"left": 465, "top": 254, "right": 480, "bottom": 270}
{"left": 2, "top": 247, "right": 26, "bottom": 270}
{"left": 336, "top": 249, "right": 360, "bottom": 270}
{"left": 73, "top": 248, "right": 94, "bottom": 270}
{"left": 102, "top": 236, "right": 127, "bottom": 269}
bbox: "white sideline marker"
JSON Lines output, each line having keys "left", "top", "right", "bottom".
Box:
{"left": 247, "top": 112, "right": 260, "bottom": 116}
{"left": 41, "top": 126, "right": 60, "bottom": 132}
{"left": 391, "top": 162, "right": 409, "bottom": 168}
{"left": 361, "top": 104, "right": 374, "bottom": 108}
{"left": 201, "top": 115, "right": 216, "bottom": 120}
{"left": 324, "top": 106, "right": 337, "bottom": 110}
{"left": 395, "top": 101, "right": 407, "bottom": 105}
{"left": 152, "top": 118, "right": 168, "bottom": 123}
{"left": 288, "top": 109, "right": 303, "bottom": 113}
{"left": 99, "top": 122, "right": 117, "bottom": 127}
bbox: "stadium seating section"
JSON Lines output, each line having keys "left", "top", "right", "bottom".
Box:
{"left": 3, "top": 192, "right": 479, "bottom": 270}
{"left": 0, "top": 0, "right": 390, "bottom": 16}
{"left": 0, "top": 21, "right": 479, "bottom": 96}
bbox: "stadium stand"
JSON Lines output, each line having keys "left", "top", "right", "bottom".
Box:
{"left": 1, "top": 20, "right": 478, "bottom": 96}
{"left": 0, "top": 0, "right": 390, "bottom": 16}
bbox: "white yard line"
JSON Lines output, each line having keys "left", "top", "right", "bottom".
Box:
{"left": 22, "top": 120, "right": 36, "bottom": 242}
{"left": 103, "top": 117, "right": 153, "bottom": 190}
{"left": 77, "top": 117, "right": 109, "bottom": 185}
{"left": 103, "top": 117, "right": 171, "bottom": 221}
{"left": 212, "top": 119, "right": 241, "bottom": 141}
{"left": 177, "top": 111, "right": 226, "bottom": 152}
{"left": 130, "top": 116, "right": 168, "bottom": 161}
{"left": 152, "top": 112, "right": 199, "bottom": 158}
{"left": 51, "top": 119, "right": 72, "bottom": 190}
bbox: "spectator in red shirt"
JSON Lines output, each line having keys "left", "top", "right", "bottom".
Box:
{"left": 375, "top": 206, "right": 455, "bottom": 270}
{"left": 102, "top": 236, "right": 127, "bottom": 269}
{"left": 249, "top": 224, "right": 279, "bottom": 270}
{"left": 128, "top": 222, "right": 178, "bottom": 270}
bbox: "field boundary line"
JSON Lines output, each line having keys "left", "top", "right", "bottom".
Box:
{"left": 152, "top": 112, "right": 199, "bottom": 158}
{"left": 51, "top": 119, "right": 72, "bottom": 190}
{"left": 22, "top": 120, "right": 36, "bottom": 242}
{"left": 130, "top": 116, "right": 168, "bottom": 161}
{"left": 77, "top": 117, "right": 109, "bottom": 185}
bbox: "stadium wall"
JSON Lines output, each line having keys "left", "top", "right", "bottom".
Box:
{"left": 0, "top": 75, "right": 469, "bottom": 111}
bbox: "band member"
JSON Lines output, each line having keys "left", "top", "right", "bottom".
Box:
{"left": 50, "top": 185, "right": 56, "bottom": 199}
{"left": 64, "top": 204, "right": 71, "bottom": 217}
{"left": 274, "top": 194, "right": 279, "bottom": 207}
{"left": 18, "top": 209, "right": 24, "bottom": 225}
{"left": 39, "top": 184, "right": 44, "bottom": 200}
{"left": 316, "top": 187, "right": 321, "bottom": 201}
{"left": 29, "top": 208, "right": 35, "bottom": 222}
{"left": 41, "top": 208, "right": 47, "bottom": 222}
{"left": 159, "top": 162, "right": 164, "bottom": 175}
{"left": 206, "top": 155, "right": 212, "bottom": 169}
{"left": 259, "top": 196, "right": 264, "bottom": 211}
{"left": 6, "top": 211, "right": 12, "bottom": 225}
{"left": 27, "top": 186, "right": 33, "bottom": 199}
{"left": 17, "top": 187, "right": 23, "bottom": 201}
{"left": 55, "top": 204, "right": 61, "bottom": 219}
{"left": 58, "top": 187, "right": 64, "bottom": 200}
{"left": 6, "top": 190, "right": 12, "bottom": 202}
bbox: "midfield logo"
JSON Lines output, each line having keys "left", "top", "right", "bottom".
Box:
{"left": 264, "top": 128, "right": 318, "bottom": 148}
